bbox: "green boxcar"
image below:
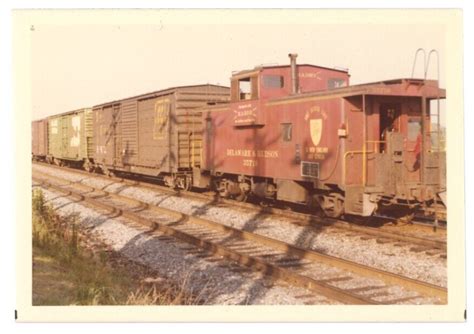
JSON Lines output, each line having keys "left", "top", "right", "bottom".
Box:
{"left": 48, "top": 108, "right": 93, "bottom": 165}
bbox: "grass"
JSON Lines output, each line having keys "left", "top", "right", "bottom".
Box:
{"left": 32, "top": 188, "right": 200, "bottom": 305}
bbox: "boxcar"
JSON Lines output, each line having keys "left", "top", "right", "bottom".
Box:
{"left": 92, "top": 84, "right": 229, "bottom": 188}
{"left": 32, "top": 119, "right": 48, "bottom": 160}
{"left": 47, "top": 108, "right": 94, "bottom": 169}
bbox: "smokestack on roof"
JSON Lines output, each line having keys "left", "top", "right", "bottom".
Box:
{"left": 288, "top": 53, "right": 299, "bottom": 94}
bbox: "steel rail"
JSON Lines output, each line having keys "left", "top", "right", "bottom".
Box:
{"left": 32, "top": 161, "right": 447, "bottom": 251}
{"left": 33, "top": 172, "right": 448, "bottom": 304}
{"left": 33, "top": 176, "right": 376, "bottom": 305}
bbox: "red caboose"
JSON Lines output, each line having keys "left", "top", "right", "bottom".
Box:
{"left": 201, "top": 54, "right": 446, "bottom": 218}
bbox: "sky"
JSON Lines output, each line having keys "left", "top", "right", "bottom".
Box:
{"left": 30, "top": 21, "right": 446, "bottom": 124}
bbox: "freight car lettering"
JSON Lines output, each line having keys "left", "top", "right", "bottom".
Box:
{"left": 243, "top": 159, "right": 258, "bottom": 167}
{"left": 237, "top": 103, "right": 253, "bottom": 109}
{"left": 304, "top": 106, "right": 328, "bottom": 121}
{"left": 306, "top": 147, "right": 328, "bottom": 160}
{"left": 306, "top": 147, "right": 329, "bottom": 154}
{"left": 257, "top": 150, "right": 279, "bottom": 158}
{"left": 233, "top": 106, "right": 257, "bottom": 122}
{"left": 96, "top": 145, "right": 106, "bottom": 154}
{"left": 70, "top": 115, "right": 81, "bottom": 147}
{"left": 227, "top": 149, "right": 253, "bottom": 157}
{"left": 306, "top": 153, "right": 326, "bottom": 160}
{"left": 227, "top": 149, "right": 279, "bottom": 158}
{"left": 153, "top": 99, "right": 170, "bottom": 140}
{"left": 235, "top": 109, "right": 256, "bottom": 117}
{"left": 235, "top": 117, "right": 256, "bottom": 124}
{"left": 299, "top": 71, "right": 322, "bottom": 79}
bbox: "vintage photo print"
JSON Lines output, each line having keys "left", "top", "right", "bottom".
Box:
{"left": 14, "top": 8, "right": 464, "bottom": 322}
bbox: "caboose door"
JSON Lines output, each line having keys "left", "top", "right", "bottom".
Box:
{"left": 379, "top": 103, "right": 401, "bottom": 153}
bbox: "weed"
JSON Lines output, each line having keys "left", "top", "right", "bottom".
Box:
{"left": 32, "top": 188, "right": 204, "bottom": 305}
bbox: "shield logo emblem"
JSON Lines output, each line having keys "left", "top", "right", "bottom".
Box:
{"left": 310, "top": 119, "right": 323, "bottom": 146}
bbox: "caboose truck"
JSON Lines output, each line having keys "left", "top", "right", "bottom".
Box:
{"left": 201, "top": 54, "right": 446, "bottom": 218}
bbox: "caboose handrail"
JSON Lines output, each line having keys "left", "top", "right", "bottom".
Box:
{"left": 342, "top": 140, "right": 386, "bottom": 187}
{"left": 426, "top": 49, "right": 442, "bottom": 231}
{"left": 411, "top": 48, "right": 426, "bottom": 78}
{"left": 425, "top": 49, "right": 439, "bottom": 81}
{"left": 365, "top": 140, "right": 386, "bottom": 154}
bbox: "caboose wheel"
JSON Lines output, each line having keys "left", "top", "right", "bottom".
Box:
{"left": 317, "top": 193, "right": 344, "bottom": 218}
{"left": 234, "top": 192, "right": 247, "bottom": 202}
{"left": 397, "top": 213, "right": 415, "bottom": 225}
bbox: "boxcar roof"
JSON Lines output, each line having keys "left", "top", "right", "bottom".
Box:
{"left": 45, "top": 107, "right": 91, "bottom": 119}
{"left": 93, "top": 84, "right": 230, "bottom": 108}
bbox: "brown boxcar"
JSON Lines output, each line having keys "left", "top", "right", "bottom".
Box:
{"left": 92, "top": 84, "right": 229, "bottom": 188}
{"left": 31, "top": 119, "right": 48, "bottom": 159}
{"left": 201, "top": 54, "right": 446, "bottom": 217}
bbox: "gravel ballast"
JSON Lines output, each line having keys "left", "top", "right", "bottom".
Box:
{"left": 33, "top": 183, "right": 336, "bottom": 305}
{"left": 33, "top": 164, "right": 447, "bottom": 288}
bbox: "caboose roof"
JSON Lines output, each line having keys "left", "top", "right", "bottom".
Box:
{"left": 231, "top": 64, "right": 349, "bottom": 79}
{"left": 266, "top": 78, "right": 446, "bottom": 106}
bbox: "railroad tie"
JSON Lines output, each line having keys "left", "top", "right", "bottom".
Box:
{"left": 362, "top": 291, "right": 390, "bottom": 299}
{"left": 425, "top": 249, "right": 444, "bottom": 256}
{"left": 317, "top": 276, "right": 353, "bottom": 284}
{"left": 410, "top": 246, "right": 431, "bottom": 253}
{"left": 345, "top": 285, "right": 386, "bottom": 293}
{"left": 295, "top": 293, "right": 316, "bottom": 299}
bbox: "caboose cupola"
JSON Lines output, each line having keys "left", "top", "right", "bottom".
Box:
{"left": 229, "top": 54, "right": 350, "bottom": 126}
{"left": 230, "top": 55, "right": 349, "bottom": 103}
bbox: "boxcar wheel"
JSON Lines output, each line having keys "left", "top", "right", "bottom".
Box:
{"left": 83, "top": 161, "right": 94, "bottom": 173}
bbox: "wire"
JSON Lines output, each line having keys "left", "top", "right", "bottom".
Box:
{"left": 318, "top": 139, "right": 341, "bottom": 181}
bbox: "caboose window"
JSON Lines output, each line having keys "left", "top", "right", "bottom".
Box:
{"left": 234, "top": 76, "right": 259, "bottom": 101}
{"left": 239, "top": 78, "right": 251, "bottom": 99}
{"left": 328, "top": 78, "right": 346, "bottom": 89}
{"left": 263, "top": 75, "right": 284, "bottom": 88}
{"left": 281, "top": 123, "right": 292, "bottom": 142}
{"left": 407, "top": 118, "right": 421, "bottom": 141}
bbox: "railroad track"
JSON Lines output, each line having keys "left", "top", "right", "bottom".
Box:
{"left": 33, "top": 170, "right": 447, "bottom": 305}
{"left": 32, "top": 162, "right": 447, "bottom": 256}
